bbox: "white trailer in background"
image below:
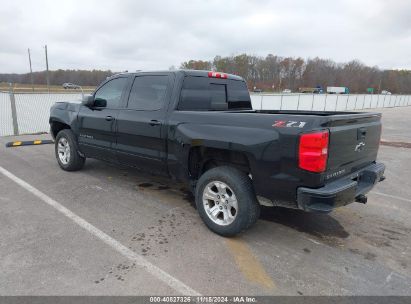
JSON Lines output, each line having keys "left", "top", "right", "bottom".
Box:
{"left": 327, "top": 86, "right": 349, "bottom": 94}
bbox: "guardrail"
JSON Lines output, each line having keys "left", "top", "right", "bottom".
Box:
{"left": 0, "top": 91, "right": 410, "bottom": 137}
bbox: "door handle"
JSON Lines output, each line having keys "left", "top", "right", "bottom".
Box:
{"left": 105, "top": 116, "right": 115, "bottom": 121}
{"left": 358, "top": 127, "right": 367, "bottom": 139}
{"left": 149, "top": 120, "right": 161, "bottom": 126}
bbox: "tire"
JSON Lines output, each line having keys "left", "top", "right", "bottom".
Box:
{"left": 55, "top": 129, "right": 85, "bottom": 171}
{"left": 195, "top": 166, "right": 260, "bottom": 237}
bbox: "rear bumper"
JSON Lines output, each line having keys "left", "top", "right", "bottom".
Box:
{"left": 297, "top": 162, "right": 385, "bottom": 213}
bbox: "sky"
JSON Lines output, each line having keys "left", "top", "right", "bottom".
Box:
{"left": 0, "top": 0, "right": 410, "bottom": 73}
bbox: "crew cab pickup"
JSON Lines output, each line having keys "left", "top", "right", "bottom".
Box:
{"left": 49, "top": 70, "right": 385, "bottom": 236}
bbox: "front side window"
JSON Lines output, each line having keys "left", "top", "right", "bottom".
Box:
{"left": 127, "top": 76, "right": 169, "bottom": 110}
{"left": 94, "top": 77, "right": 128, "bottom": 108}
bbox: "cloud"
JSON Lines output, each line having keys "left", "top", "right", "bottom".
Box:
{"left": 0, "top": 0, "right": 410, "bottom": 73}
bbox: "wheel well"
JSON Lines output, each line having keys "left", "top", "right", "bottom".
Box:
{"left": 188, "top": 147, "right": 250, "bottom": 180}
{"left": 50, "top": 121, "right": 70, "bottom": 138}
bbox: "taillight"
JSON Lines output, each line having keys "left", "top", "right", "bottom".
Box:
{"left": 299, "top": 130, "right": 329, "bottom": 173}
{"left": 208, "top": 71, "right": 227, "bottom": 79}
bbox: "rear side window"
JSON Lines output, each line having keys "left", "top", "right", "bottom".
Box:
{"left": 127, "top": 75, "right": 168, "bottom": 110}
{"left": 178, "top": 76, "right": 251, "bottom": 111}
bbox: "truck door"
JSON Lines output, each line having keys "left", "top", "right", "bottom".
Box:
{"left": 115, "top": 73, "right": 172, "bottom": 175}
{"left": 77, "top": 76, "right": 129, "bottom": 162}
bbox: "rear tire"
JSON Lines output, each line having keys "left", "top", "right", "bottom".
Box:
{"left": 55, "top": 129, "right": 85, "bottom": 171}
{"left": 195, "top": 166, "right": 260, "bottom": 237}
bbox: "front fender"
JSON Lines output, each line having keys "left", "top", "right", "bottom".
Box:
{"left": 49, "top": 102, "right": 81, "bottom": 135}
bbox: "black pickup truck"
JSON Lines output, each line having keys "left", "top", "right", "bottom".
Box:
{"left": 49, "top": 70, "right": 385, "bottom": 236}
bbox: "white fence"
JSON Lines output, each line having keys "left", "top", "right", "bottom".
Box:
{"left": 0, "top": 91, "right": 410, "bottom": 136}
{"left": 250, "top": 93, "right": 411, "bottom": 111}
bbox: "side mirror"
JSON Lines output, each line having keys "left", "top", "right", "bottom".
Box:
{"left": 81, "top": 94, "right": 94, "bottom": 107}
{"left": 94, "top": 98, "right": 107, "bottom": 108}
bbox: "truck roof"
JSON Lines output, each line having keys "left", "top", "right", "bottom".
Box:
{"left": 109, "top": 70, "right": 245, "bottom": 81}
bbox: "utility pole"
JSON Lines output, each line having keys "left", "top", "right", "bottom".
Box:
{"left": 27, "top": 48, "right": 34, "bottom": 92}
{"left": 44, "top": 45, "right": 50, "bottom": 92}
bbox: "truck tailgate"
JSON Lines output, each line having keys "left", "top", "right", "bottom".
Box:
{"left": 326, "top": 113, "right": 382, "bottom": 178}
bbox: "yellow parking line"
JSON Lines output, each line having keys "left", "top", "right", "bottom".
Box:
{"left": 225, "top": 238, "right": 276, "bottom": 290}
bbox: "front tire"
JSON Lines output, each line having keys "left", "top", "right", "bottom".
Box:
{"left": 55, "top": 129, "right": 85, "bottom": 171}
{"left": 195, "top": 166, "right": 260, "bottom": 237}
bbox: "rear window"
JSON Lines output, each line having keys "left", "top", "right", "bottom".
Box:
{"left": 178, "top": 76, "right": 251, "bottom": 111}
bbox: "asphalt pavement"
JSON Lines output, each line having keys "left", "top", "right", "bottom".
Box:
{"left": 0, "top": 106, "right": 410, "bottom": 295}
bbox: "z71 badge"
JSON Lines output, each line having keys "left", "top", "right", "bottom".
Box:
{"left": 272, "top": 120, "right": 307, "bottom": 128}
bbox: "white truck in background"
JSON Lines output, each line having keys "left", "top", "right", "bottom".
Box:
{"left": 327, "top": 86, "right": 349, "bottom": 94}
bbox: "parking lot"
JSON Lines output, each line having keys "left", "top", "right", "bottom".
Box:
{"left": 0, "top": 106, "right": 410, "bottom": 296}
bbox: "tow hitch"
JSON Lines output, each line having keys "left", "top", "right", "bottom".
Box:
{"left": 355, "top": 194, "right": 368, "bottom": 204}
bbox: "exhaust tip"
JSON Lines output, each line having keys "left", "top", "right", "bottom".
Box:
{"left": 355, "top": 194, "right": 368, "bottom": 204}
